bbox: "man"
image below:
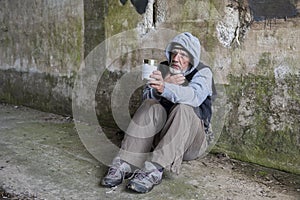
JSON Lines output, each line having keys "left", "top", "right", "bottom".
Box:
{"left": 101, "top": 32, "right": 214, "bottom": 193}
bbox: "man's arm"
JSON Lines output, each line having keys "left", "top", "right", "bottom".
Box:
{"left": 149, "top": 68, "right": 213, "bottom": 107}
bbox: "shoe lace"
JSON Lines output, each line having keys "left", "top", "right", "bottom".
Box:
{"left": 135, "top": 170, "right": 148, "bottom": 180}
{"left": 134, "top": 169, "right": 148, "bottom": 180}
{"left": 107, "top": 162, "right": 132, "bottom": 179}
{"left": 107, "top": 166, "right": 119, "bottom": 176}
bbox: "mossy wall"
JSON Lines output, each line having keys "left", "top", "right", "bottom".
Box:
{"left": 216, "top": 74, "right": 300, "bottom": 174}
{"left": 0, "top": 0, "right": 84, "bottom": 115}
{"left": 84, "top": 0, "right": 106, "bottom": 57}
{"left": 95, "top": 0, "right": 300, "bottom": 174}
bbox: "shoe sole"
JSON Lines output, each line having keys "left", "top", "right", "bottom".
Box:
{"left": 101, "top": 179, "right": 122, "bottom": 187}
{"left": 126, "top": 179, "right": 162, "bottom": 193}
{"left": 101, "top": 172, "right": 133, "bottom": 188}
{"left": 127, "top": 182, "right": 152, "bottom": 193}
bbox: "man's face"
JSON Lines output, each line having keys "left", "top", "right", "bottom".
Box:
{"left": 170, "top": 48, "right": 191, "bottom": 72}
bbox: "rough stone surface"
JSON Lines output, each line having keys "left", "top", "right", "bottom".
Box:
{"left": 0, "top": 104, "right": 299, "bottom": 200}
{"left": 214, "top": 73, "right": 300, "bottom": 174}
{"left": 0, "top": 0, "right": 83, "bottom": 115}
{"left": 216, "top": 6, "right": 240, "bottom": 48}
{"left": 0, "top": 0, "right": 300, "bottom": 175}
{"left": 84, "top": 0, "right": 106, "bottom": 57}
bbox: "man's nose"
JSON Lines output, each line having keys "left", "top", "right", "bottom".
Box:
{"left": 172, "top": 53, "right": 180, "bottom": 61}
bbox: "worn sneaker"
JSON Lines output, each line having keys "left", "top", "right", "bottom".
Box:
{"left": 101, "top": 157, "right": 132, "bottom": 187}
{"left": 127, "top": 161, "right": 163, "bottom": 193}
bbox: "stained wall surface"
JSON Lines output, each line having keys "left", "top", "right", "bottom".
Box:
{"left": 0, "top": 0, "right": 84, "bottom": 114}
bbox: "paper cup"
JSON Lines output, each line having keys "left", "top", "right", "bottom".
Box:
{"left": 142, "top": 59, "right": 158, "bottom": 80}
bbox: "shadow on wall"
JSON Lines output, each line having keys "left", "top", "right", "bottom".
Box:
{"left": 120, "top": 0, "right": 149, "bottom": 14}
{"left": 248, "top": 0, "right": 299, "bottom": 21}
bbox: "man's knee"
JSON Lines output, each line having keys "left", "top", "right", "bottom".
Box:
{"left": 171, "top": 103, "right": 193, "bottom": 113}
{"left": 142, "top": 99, "right": 159, "bottom": 106}
{"left": 139, "top": 99, "right": 162, "bottom": 111}
{"left": 136, "top": 99, "right": 166, "bottom": 120}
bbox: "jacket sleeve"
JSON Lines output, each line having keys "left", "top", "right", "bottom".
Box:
{"left": 160, "top": 68, "right": 213, "bottom": 107}
{"left": 142, "top": 85, "right": 162, "bottom": 101}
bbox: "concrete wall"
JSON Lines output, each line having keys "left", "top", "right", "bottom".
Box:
{"left": 95, "top": 0, "right": 300, "bottom": 174}
{"left": 0, "top": 0, "right": 299, "bottom": 174}
{"left": 0, "top": 0, "right": 84, "bottom": 115}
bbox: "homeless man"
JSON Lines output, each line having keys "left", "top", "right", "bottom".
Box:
{"left": 101, "top": 32, "right": 214, "bottom": 193}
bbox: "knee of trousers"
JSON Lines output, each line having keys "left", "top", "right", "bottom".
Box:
{"left": 143, "top": 99, "right": 160, "bottom": 106}
{"left": 171, "top": 103, "right": 194, "bottom": 113}
{"left": 141, "top": 99, "right": 164, "bottom": 110}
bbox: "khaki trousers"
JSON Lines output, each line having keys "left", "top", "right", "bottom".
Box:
{"left": 119, "top": 99, "right": 207, "bottom": 174}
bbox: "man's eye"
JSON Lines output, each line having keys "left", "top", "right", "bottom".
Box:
{"left": 179, "top": 52, "right": 188, "bottom": 58}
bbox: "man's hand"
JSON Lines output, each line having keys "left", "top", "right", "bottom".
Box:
{"left": 148, "top": 70, "right": 165, "bottom": 94}
{"left": 164, "top": 73, "right": 185, "bottom": 85}
{"left": 148, "top": 71, "right": 185, "bottom": 94}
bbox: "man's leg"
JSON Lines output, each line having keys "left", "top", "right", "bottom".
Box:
{"left": 119, "top": 99, "right": 167, "bottom": 168}
{"left": 151, "top": 104, "right": 207, "bottom": 174}
{"left": 102, "top": 99, "right": 167, "bottom": 187}
{"left": 126, "top": 104, "right": 207, "bottom": 193}
{"left": 182, "top": 123, "right": 207, "bottom": 161}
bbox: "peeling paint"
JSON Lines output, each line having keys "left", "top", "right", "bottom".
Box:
{"left": 216, "top": 6, "right": 240, "bottom": 48}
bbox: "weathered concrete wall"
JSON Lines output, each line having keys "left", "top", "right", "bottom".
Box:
{"left": 92, "top": 0, "right": 300, "bottom": 174}
{"left": 0, "top": 0, "right": 299, "bottom": 174}
{"left": 0, "top": 0, "right": 84, "bottom": 115}
{"left": 84, "top": 0, "right": 106, "bottom": 57}
{"left": 213, "top": 4, "right": 300, "bottom": 174}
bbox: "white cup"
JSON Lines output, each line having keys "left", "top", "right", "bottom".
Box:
{"left": 142, "top": 59, "right": 158, "bottom": 80}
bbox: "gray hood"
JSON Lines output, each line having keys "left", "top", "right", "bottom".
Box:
{"left": 165, "top": 32, "right": 201, "bottom": 69}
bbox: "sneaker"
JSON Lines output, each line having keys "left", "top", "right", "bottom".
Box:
{"left": 101, "top": 157, "right": 132, "bottom": 187}
{"left": 127, "top": 161, "right": 163, "bottom": 193}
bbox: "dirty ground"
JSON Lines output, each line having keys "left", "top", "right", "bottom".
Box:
{"left": 0, "top": 103, "right": 299, "bottom": 200}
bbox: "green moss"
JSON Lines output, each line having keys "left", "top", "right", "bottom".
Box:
{"left": 213, "top": 73, "right": 300, "bottom": 175}
{"left": 257, "top": 170, "right": 268, "bottom": 177}
{"left": 287, "top": 75, "right": 300, "bottom": 103}
{"left": 68, "top": 18, "right": 84, "bottom": 66}
{"left": 257, "top": 52, "right": 273, "bottom": 75}
{"left": 202, "top": 0, "right": 222, "bottom": 52}
{"left": 105, "top": 1, "right": 141, "bottom": 36}
{"left": 210, "top": 0, "right": 223, "bottom": 13}
{"left": 203, "top": 27, "right": 218, "bottom": 52}
{"left": 180, "top": 0, "right": 210, "bottom": 21}
{"left": 0, "top": 69, "right": 74, "bottom": 116}
{"left": 258, "top": 52, "right": 271, "bottom": 66}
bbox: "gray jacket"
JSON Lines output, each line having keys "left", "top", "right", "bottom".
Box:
{"left": 143, "top": 32, "right": 213, "bottom": 108}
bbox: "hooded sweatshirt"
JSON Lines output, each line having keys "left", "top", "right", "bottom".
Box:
{"left": 143, "top": 32, "right": 213, "bottom": 109}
